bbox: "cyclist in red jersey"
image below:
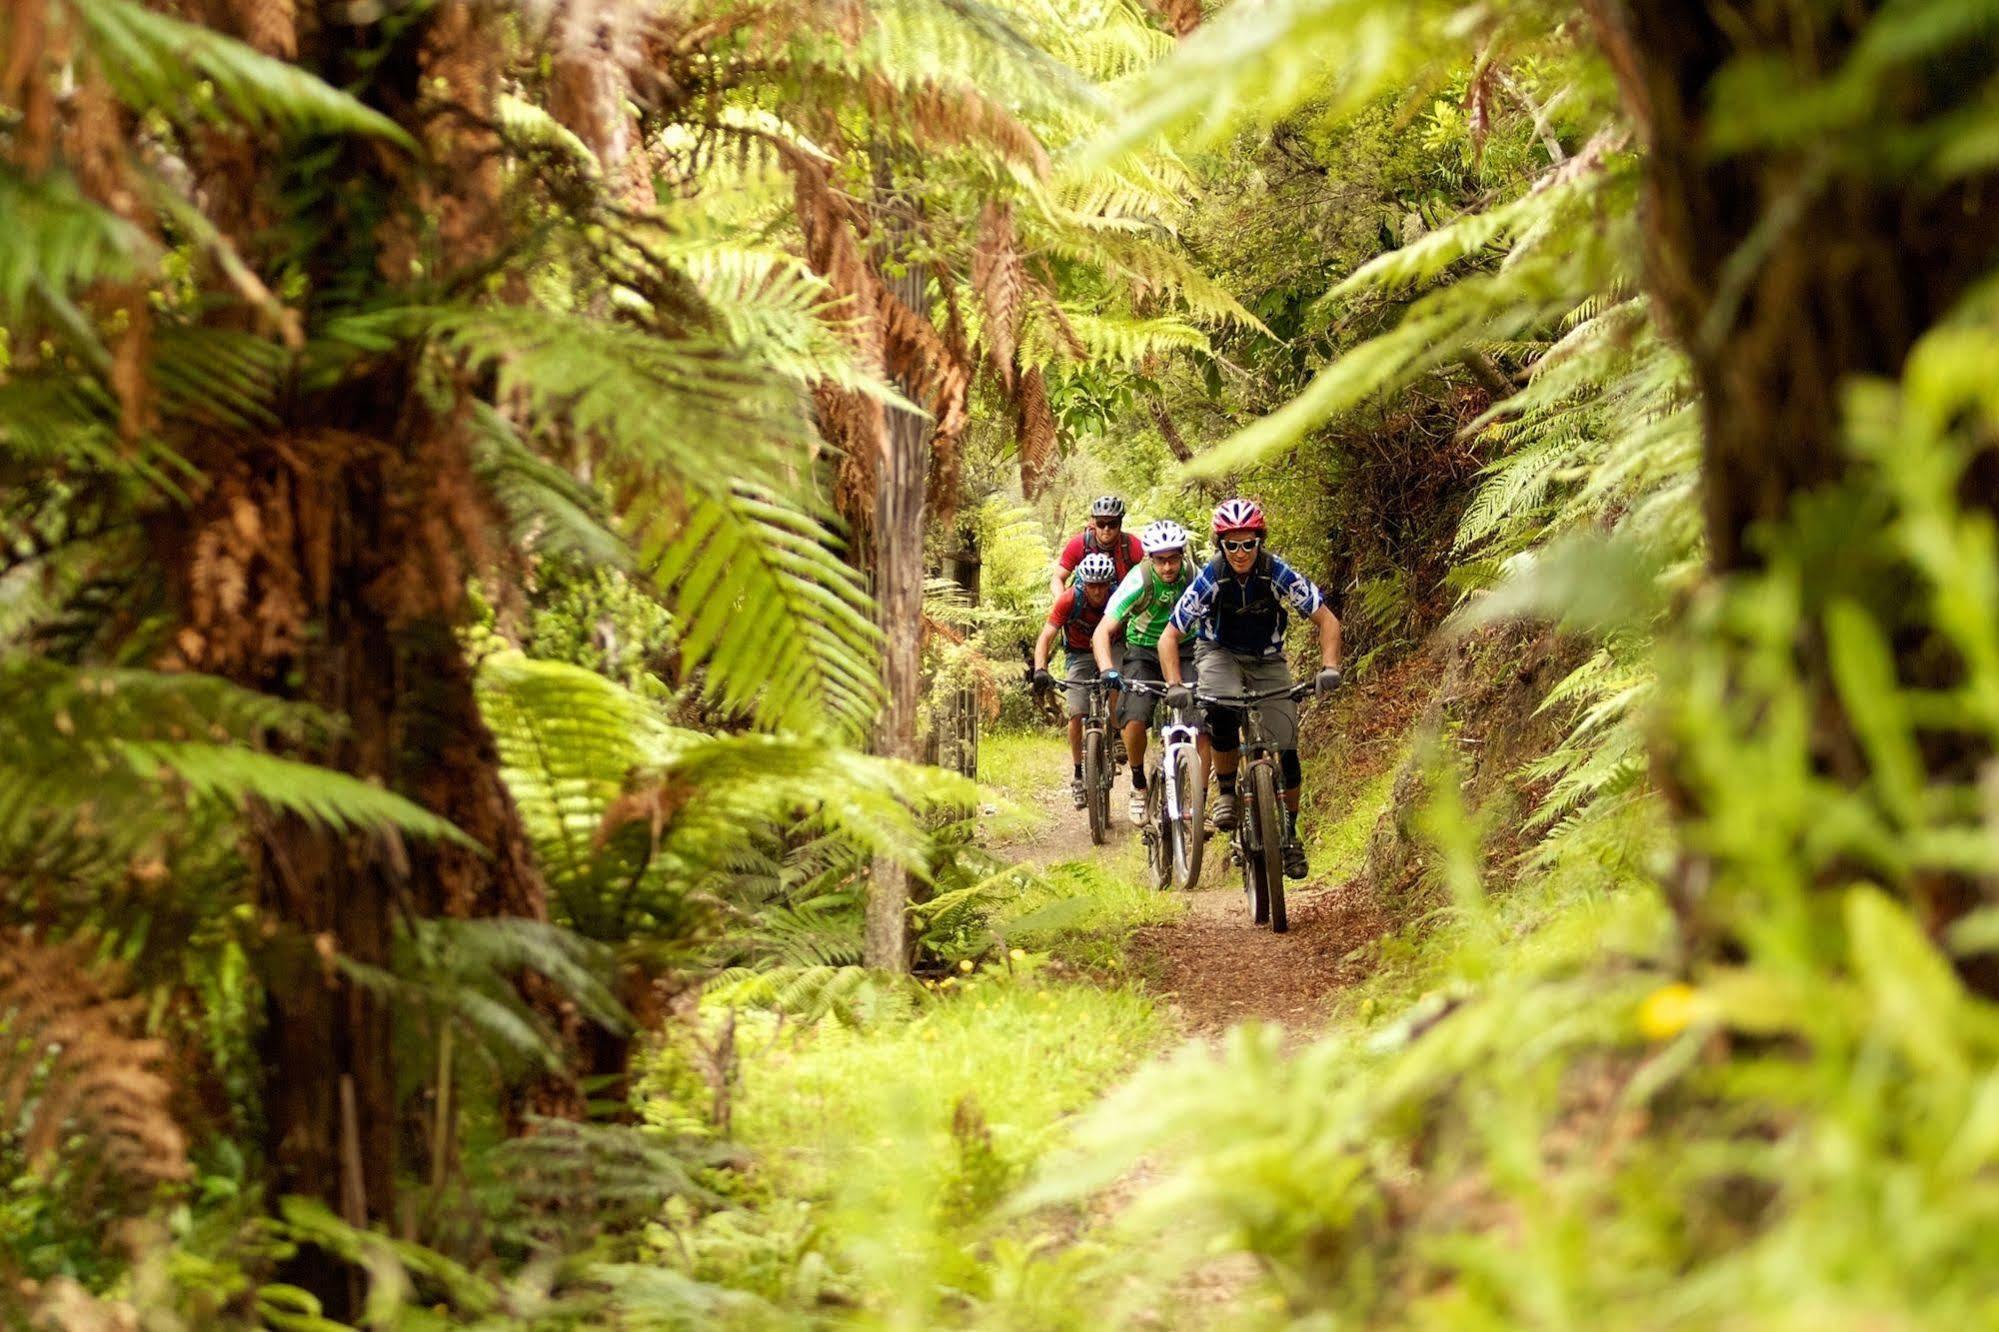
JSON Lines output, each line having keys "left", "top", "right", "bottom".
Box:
{"left": 1049, "top": 495, "right": 1144, "bottom": 600}
{"left": 1032, "top": 553, "right": 1122, "bottom": 808}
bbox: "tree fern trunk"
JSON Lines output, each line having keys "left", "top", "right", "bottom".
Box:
{"left": 1590, "top": 0, "right": 1999, "bottom": 985}
{"left": 867, "top": 260, "right": 932, "bottom": 971}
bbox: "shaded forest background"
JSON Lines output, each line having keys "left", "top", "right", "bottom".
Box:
{"left": 5, "top": 0, "right": 1999, "bottom": 1328}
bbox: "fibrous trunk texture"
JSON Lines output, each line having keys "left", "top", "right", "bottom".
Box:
{"left": 866, "top": 260, "right": 933, "bottom": 970}
{"left": 1591, "top": 0, "right": 1999, "bottom": 982}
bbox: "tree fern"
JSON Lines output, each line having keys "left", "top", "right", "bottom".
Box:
{"left": 479, "top": 654, "right": 974, "bottom": 945}
{"left": 634, "top": 483, "right": 883, "bottom": 738}
{"left": 67, "top": 0, "right": 415, "bottom": 147}
{"left": 0, "top": 167, "right": 152, "bottom": 316}
{"left": 0, "top": 931, "right": 188, "bottom": 1204}
{"left": 0, "top": 660, "right": 471, "bottom": 850}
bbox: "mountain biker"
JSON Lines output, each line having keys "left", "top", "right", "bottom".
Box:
{"left": 1031, "top": 552, "right": 1123, "bottom": 808}
{"left": 1091, "top": 519, "right": 1195, "bottom": 827}
{"left": 1158, "top": 498, "right": 1342, "bottom": 880}
{"left": 1049, "top": 495, "right": 1144, "bottom": 600}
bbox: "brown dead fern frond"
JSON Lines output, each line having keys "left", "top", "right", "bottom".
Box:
{"left": 1015, "top": 364, "right": 1057, "bottom": 498}
{"left": 1144, "top": 0, "right": 1203, "bottom": 38}
{"left": 972, "top": 201, "right": 1024, "bottom": 387}
{"left": 0, "top": 931, "right": 190, "bottom": 1199}
{"left": 856, "top": 76, "right": 1050, "bottom": 178}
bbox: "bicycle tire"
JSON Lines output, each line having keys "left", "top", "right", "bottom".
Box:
{"left": 1146, "top": 773, "right": 1171, "bottom": 890}
{"left": 1238, "top": 778, "right": 1267, "bottom": 925}
{"left": 1251, "top": 762, "right": 1286, "bottom": 933}
{"left": 1169, "top": 746, "right": 1204, "bottom": 890}
{"left": 1085, "top": 730, "right": 1108, "bottom": 845}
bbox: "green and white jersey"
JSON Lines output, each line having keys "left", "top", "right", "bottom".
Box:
{"left": 1106, "top": 561, "right": 1193, "bottom": 649}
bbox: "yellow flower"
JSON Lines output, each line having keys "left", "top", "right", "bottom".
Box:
{"left": 1638, "top": 982, "right": 1703, "bottom": 1040}
{"left": 959, "top": 958, "right": 975, "bottom": 973}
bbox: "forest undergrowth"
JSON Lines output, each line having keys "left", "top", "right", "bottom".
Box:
{"left": 11, "top": 0, "right": 1999, "bottom": 1327}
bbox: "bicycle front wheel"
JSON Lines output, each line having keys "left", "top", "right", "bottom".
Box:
{"left": 1085, "top": 730, "right": 1108, "bottom": 845}
{"left": 1146, "top": 773, "right": 1171, "bottom": 890}
{"left": 1238, "top": 787, "right": 1267, "bottom": 926}
{"left": 1251, "top": 762, "right": 1286, "bottom": 933}
{"left": 1169, "top": 746, "right": 1204, "bottom": 890}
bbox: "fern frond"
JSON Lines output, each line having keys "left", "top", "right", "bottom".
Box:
{"left": 69, "top": 0, "right": 415, "bottom": 147}
{"left": 635, "top": 484, "right": 883, "bottom": 738}
{"left": 703, "top": 963, "right": 919, "bottom": 1025}
{"left": 0, "top": 658, "right": 475, "bottom": 847}
{"left": 0, "top": 931, "right": 188, "bottom": 1198}
{"left": 0, "top": 166, "right": 153, "bottom": 314}
{"left": 468, "top": 404, "right": 630, "bottom": 569}
{"left": 1050, "top": 308, "right": 1210, "bottom": 365}
{"left": 428, "top": 306, "right": 814, "bottom": 491}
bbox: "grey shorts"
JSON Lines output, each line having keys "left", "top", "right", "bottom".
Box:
{"left": 1118, "top": 640, "right": 1194, "bottom": 727}
{"left": 1193, "top": 640, "right": 1298, "bottom": 750}
{"left": 1062, "top": 649, "right": 1101, "bottom": 718}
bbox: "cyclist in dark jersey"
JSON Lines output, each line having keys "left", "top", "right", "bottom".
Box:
{"left": 1159, "top": 498, "right": 1342, "bottom": 880}
{"left": 1049, "top": 494, "right": 1143, "bottom": 600}
{"left": 1091, "top": 519, "right": 1195, "bottom": 826}
{"left": 1032, "top": 552, "right": 1121, "bottom": 808}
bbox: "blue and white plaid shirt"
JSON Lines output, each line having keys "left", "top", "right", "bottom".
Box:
{"left": 1169, "top": 553, "right": 1324, "bottom": 658}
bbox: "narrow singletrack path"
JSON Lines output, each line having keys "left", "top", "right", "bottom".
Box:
{"left": 1136, "top": 875, "right": 1379, "bottom": 1033}
{"left": 991, "top": 734, "right": 1386, "bottom": 1035}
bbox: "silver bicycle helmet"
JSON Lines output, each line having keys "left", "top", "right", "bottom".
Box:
{"left": 1076, "top": 552, "right": 1118, "bottom": 583}
{"left": 1088, "top": 495, "right": 1127, "bottom": 520}
{"left": 1139, "top": 519, "right": 1189, "bottom": 555}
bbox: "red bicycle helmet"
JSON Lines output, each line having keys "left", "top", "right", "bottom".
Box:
{"left": 1211, "top": 497, "right": 1265, "bottom": 535}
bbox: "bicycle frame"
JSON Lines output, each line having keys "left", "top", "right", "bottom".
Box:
{"left": 1196, "top": 682, "right": 1311, "bottom": 760}
{"left": 1123, "top": 680, "right": 1201, "bottom": 820}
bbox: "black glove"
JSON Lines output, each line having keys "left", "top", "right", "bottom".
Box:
{"left": 1101, "top": 668, "right": 1123, "bottom": 690}
{"left": 1315, "top": 667, "right": 1343, "bottom": 696}
{"left": 1032, "top": 667, "right": 1054, "bottom": 690}
{"left": 1164, "top": 683, "right": 1194, "bottom": 711}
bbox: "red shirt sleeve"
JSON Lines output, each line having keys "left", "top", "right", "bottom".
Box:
{"left": 1057, "top": 533, "right": 1086, "bottom": 571}
{"left": 1046, "top": 587, "right": 1077, "bottom": 626}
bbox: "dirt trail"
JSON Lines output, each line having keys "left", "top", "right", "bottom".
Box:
{"left": 997, "top": 750, "right": 1386, "bottom": 1034}
{"left": 993, "top": 742, "right": 1394, "bottom": 1321}
{"left": 1001, "top": 770, "right": 1101, "bottom": 868}
{"left": 1138, "top": 873, "right": 1385, "bottom": 1033}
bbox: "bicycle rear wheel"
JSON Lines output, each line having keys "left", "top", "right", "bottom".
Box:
{"left": 1251, "top": 763, "right": 1286, "bottom": 933}
{"left": 1168, "top": 746, "right": 1204, "bottom": 890}
{"left": 1085, "top": 730, "right": 1108, "bottom": 845}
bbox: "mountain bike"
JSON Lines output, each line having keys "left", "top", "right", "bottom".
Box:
{"left": 1200, "top": 681, "right": 1313, "bottom": 933}
{"left": 1122, "top": 681, "right": 1205, "bottom": 890}
{"left": 1080, "top": 680, "right": 1121, "bottom": 845}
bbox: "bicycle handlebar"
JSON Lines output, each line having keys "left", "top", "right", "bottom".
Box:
{"left": 1119, "top": 679, "right": 1314, "bottom": 704}
{"left": 1199, "top": 683, "right": 1315, "bottom": 706}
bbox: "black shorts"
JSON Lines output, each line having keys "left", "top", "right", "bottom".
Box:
{"left": 1118, "top": 640, "right": 1194, "bottom": 727}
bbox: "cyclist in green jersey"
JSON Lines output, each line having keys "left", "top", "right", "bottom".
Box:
{"left": 1091, "top": 520, "right": 1195, "bottom": 826}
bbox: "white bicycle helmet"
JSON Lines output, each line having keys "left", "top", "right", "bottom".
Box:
{"left": 1139, "top": 519, "right": 1189, "bottom": 555}
{"left": 1088, "top": 495, "right": 1127, "bottom": 519}
{"left": 1076, "top": 552, "right": 1118, "bottom": 583}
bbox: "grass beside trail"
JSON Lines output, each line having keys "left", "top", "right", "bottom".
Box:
{"left": 723, "top": 970, "right": 1165, "bottom": 1323}
{"left": 1306, "top": 756, "right": 1401, "bottom": 885}
{"left": 974, "top": 727, "right": 1065, "bottom": 843}
{"left": 642, "top": 726, "right": 1185, "bottom": 1325}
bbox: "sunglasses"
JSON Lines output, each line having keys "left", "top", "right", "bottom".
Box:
{"left": 1220, "top": 536, "right": 1261, "bottom": 554}
{"left": 1092, "top": 518, "right": 1122, "bottom": 529}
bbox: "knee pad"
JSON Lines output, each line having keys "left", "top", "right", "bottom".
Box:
{"left": 1205, "top": 706, "right": 1241, "bottom": 753}
{"left": 1279, "top": 749, "right": 1303, "bottom": 789}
